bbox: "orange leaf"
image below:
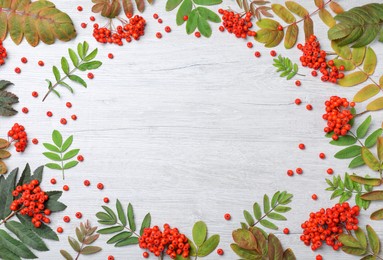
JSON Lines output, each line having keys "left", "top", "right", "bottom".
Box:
{"left": 353, "top": 84, "right": 380, "bottom": 103}
{"left": 284, "top": 24, "right": 298, "bottom": 49}
{"left": 122, "top": 0, "right": 133, "bottom": 16}
{"left": 367, "top": 97, "right": 383, "bottom": 111}
{"left": 337, "top": 71, "right": 368, "bottom": 87}
{"left": 329, "top": 1, "right": 344, "bottom": 14}
{"left": 314, "top": 0, "right": 324, "bottom": 8}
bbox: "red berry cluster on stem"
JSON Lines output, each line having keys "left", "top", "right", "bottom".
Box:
{"left": 322, "top": 96, "right": 355, "bottom": 140}
{"left": 298, "top": 35, "right": 344, "bottom": 83}
{"left": 10, "top": 180, "right": 51, "bottom": 228}
{"left": 93, "top": 15, "right": 146, "bottom": 45}
{"left": 300, "top": 202, "right": 360, "bottom": 251}
{"left": 139, "top": 224, "right": 190, "bottom": 259}
{"left": 8, "top": 123, "right": 28, "bottom": 152}
{"left": 218, "top": 10, "right": 256, "bottom": 38}
{"left": 0, "top": 40, "right": 7, "bottom": 65}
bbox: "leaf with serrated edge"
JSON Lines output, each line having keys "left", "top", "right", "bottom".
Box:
{"left": 271, "top": 4, "right": 295, "bottom": 24}
{"left": 260, "top": 219, "right": 278, "bottom": 230}
{"left": 193, "top": 221, "right": 207, "bottom": 247}
{"left": 139, "top": 213, "right": 151, "bottom": 236}
{"left": 243, "top": 210, "right": 255, "bottom": 226}
{"left": 378, "top": 137, "right": 383, "bottom": 161}
{"left": 116, "top": 199, "right": 126, "bottom": 227}
{"left": 230, "top": 243, "right": 260, "bottom": 259}
{"left": 365, "top": 129, "right": 383, "bottom": 148}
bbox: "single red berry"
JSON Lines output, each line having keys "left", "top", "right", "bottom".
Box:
{"left": 103, "top": 197, "right": 110, "bottom": 203}
{"left": 165, "top": 26, "right": 171, "bottom": 33}
{"left": 57, "top": 227, "right": 63, "bottom": 233}
{"left": 247, "top": 42, "right": 253, "bottom": 48}
{"left": 327, "top": 168, "right": 334, "bottom": 175}
{"left": 277, "top": 25, "right": 283, "bottom": 31}
{"left": 75, "top": 212, "right": 82, "bottom": 219}
{"left": 21, "top": 57, "right": 28, "bottom": 63}
{"left": 87, "top": 73, "right": 94, "bottom": 79}
{"left": 50, "top": 178, "right": 57, "bottom": 184}
{"left": 270, "top": 50, "right": 277, "bottom": 57}
{"left": 47, "top": 111, "right": 53, "bottom": 117}
{"left": 339, "top": 65, "right": 345, "bottom": 71}
{"left": 311, "top": 70, "right": 318, "bottom": 77}
{"left": 156, "top": 32, "right": 162, "bottom": 39}
{"left": 298, "top": 143, "right": 305, "bottom": 150}
{"left": 195, "top": 32, "right": 201, "bottom": 38}
{"left": 81, "top": 23, "right": 87, "bottom": 28}
{"left": 217, "top": 248, "right": 224, "bottom": 255}
{"left": 287, "top": 170, "right": 294, "bottom": 176}
{"left": 332, "top": 134, "right": 339, "bottom": 140}
{"left": 108, "top": 256, "right": 115, "bottom": 260}
{"left": 22, "top": 107, "right": 29, "bottom": 113}
{"left": 38, "top": 60, "right": 44, "bottom": 66}
{"left": 319, "top": 153, "right": 325, "bottom": 159}
{"left": 60, "top": 118, "right": 67, "bottom": 125}
{"left": 66, "top": 102, "right": 72, "bottom": 108}
{"left": 71, "top": 114, "right": 77, "bottom": 120}
{"left": 283, "top": 228, "right": 290, "bottom": 234}
{"left": 108, "top": 53, "right": 114, "bottom": 59}
{"left": 97, "top": 183, "right": 104, "bottom": 190}
{"left": 15, "top": 67, "right": 21, "bottom": 74}
{"left": 158, "top": 18, "right": 163, "bottom": 24}
{"left": 350, "top": 102, "right": 355, "bottom": 107}
{"left": 84, "top": 180, "right": 90, "bottom": 186}
{"left": 295, "top": 98, "right": 302, "bottom": 105}
{"left": 90, "top": 16, "right": 95, "bottom": 21}
{"left": 32, "top": 91, "right": 38, "bottom": 97}
{"left": 312, "top": 194, "right": 318, "bottom": 200}
{"left": 153, "top": 13, "right": 159, "bottom": 19}
{"left": 296, "top": 168, "right": 303, "bottom": 174}
{"left": 32, "top": 138, "right": 38, "bottom": 144}
{"left": 306, "top": 104, "right": 313, "bottom": 111}
{"left": 224, "top": 213, "right": 231, "bottom": 220}
{"left": 77, "top": 155, "right": 84, "bottom": 162}
{"left": 254, "top": 51, "right": 261, "bottom": 57}
{"left": 77, "top": 6, "right": 83, "bottom": 11}
{"left": 183, "top": 15, "right": 188, "bottom": 21}
{"left": 63, "top": 185, "right": 69, "bottom": 191}
{"left": 295, "top": 80, "right": 301, "bottom": 86}
{"left": 63, "top": 216, "right": 70, "bottom": 223}
{"left": 219, "top": 26, "right": 224, "bottom": 32}
{"left": 143, "top": 252, "right": 149, "bottom": 258}
{"left": 316, "top": 255, "right": 323, "bottom": 260}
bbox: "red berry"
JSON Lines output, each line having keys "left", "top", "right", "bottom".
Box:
{"left": 195, "top": 32, "right": 201, "bottom": 38}
{"left": 108, "top": 256, "right": 115, "bottom": 260}
{"left": 87, "top": 73, "right": 94, "bottom": 79}
{"left": 298, "top": 143, "right": 305, "bottom": 150}
{"left": 254, "top": 51, "right": 261, "bottom": 57}
{"left": 296, "top": 168, "right": 303, "bottom": 174}
{"left": 316, "top": 255, "right": 323, "bottom": 260}
{"left": 32, "top": 138, "right": 38, "bottom": 145}
{"left": 63, "top": 185, "right": 69, "bottom": 191}
{"left": 71, "top": 114, "right": 77, "bottom": 120}
{"left": 75, "top": 212, "right": 82, "bottom": 219}
{"left": 287, "top": 170, "right": 294, "bottom": 176}
{"left": 165, "top": 26, "right": 171, "bottom": 33}
{"left": 217, "top": 248, "right": 224, "bottom": 255}
{"left": 97, "top": 183, "right": 104, "bottom": 190}
{"left": 60, "top": 118, "right": 67, "bottom": 125}
{"left": 270, "top": 50, "right": 277, "bottom": 57}
{"left": 77, "top": 6, "right": 83, "bottom": 11}
{"left": 158, "top": 18, "right": 163, "bottom": 24}
{"left": 312, "top": 194, "right": 318, "bottom": 200}
{"left": 22, "top": 107, "right": 29, "bottom": 113}
{"left": 327, "top": 168, "right": 334, "bottom": 175}
{"left": 90, "top": 16, "right": 95, "bottom": 21}
{"left": 57, "top": 227, "right": 63, "bottom": 233}
{"left": 224, "top": 213, "right": 231, "bottom": 220}
{"left": 306, "top": 104, "right": 313, "bottom": 110}
{"left": 84, "top": 180, "right": 90, "bottom": 186}
{"left": 47, "top": 111, "right": 53, "bottom": 117}
{"left": 156, "top": 32, "right": 162, "bottom": 39}
{"left": 247, "top": 42, "right": 253, "bottom": 48}
{"left": 38, "top": 60, "right": 44, "bottom": 66}
{"left": 339, "top": 65, "right": 345, "bottom": 71}
{"left": 63, "top": 216, "right": 70, "bottom": 223}
{"left": 295, "top": 98, "right": 302, "bottom": 105}
{"left": 15, "top": 67, "right": 21, "bottom": 74}
{"left": 108, "top": 53, "right": 114, "bottom": 59}
{"left": 103, "top": 197, "right": 110, "bottom": 203}
{"left": 183, "top": 15, "right": 188, "bottom": 21}
{"left": 81, "top": 23, "right": 87, "bottom": 28}
{"left": 77, "top": 155, "right": 84, "bottom": 162}
{"left": 66, "top": 102, "right": 72, "bottom": 108}
{"left": 32, "top": 91, "right": 38, "bottom": 97}
{"left": 277, "top": 25, "right": 283, "bottom": 31}
{"left": 21, "top": 57, "right": 28, "bottom": 63}
{"left": 319, "top": 153, "right": 325, "bottom": 159}
{"left": 295, "top": 80, "right": 301, "bottom": 86}
{"left": 50, "top": 178, "right": 57, "bottom": 184}
{"left": 153, "top": 13, "right": 159, "bottom": 19}
{"left": 283, "top": 228, "right": 290, "bottom": 234}
{"left": 143, "top": 252, "right": 149, "bottom": 258}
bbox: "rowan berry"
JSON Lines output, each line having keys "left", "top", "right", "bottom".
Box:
{"left": 103, "top": 197, "right": 110, "bottom": 203}
{"left": 254, "top": 51, "right": 261, "bottom": 57}
{"left": 219, "top": 26, "right": 224, "bottom": 32}
{"left": 0, "top": 40, "right": 7, "bottom": 65}
{"left": 156, "top": 32, "right": 162, "bottom": 39}
{"left": 38, "top": 60, "right": 44, "bottom": 66}
{"left": 32, "top": 91, "right": 38, "bottom": 97}
{"left": 15, "top": 67, "right": 21, "bottom": 74}
{"left": 71, "top": 114, "right": 77, "bottom": 120}
{"left": 21, "top": 57, "right": 28, "bottom": 63}
{"left": 327, "top": 168, "right": 333, "bottom": 175}
{"left": 75, "top": 212, "right": 82, "bottom": 219}
{"left": 84, "top": 180, "right": 90, "bottom": 186}
{"left": 295, "top": 80, "right": 301, "bottom": 86}
{"left": 295, "top": 98, "right": 302, "bottom": 105}
{"left": 51, "top": 178, "right": 57, "bottom": 184}
{"left": 81, "top": 23, "right": 87, "bottom": 28}
{"left": 217, "top": 248, "right": 224, "bottom": 255}
{"left": 22, "top": 107, "right": 29, "bottom": 113}
{"left": 60, "top": 118, "right": 67, "bottom": 125}
{"left": 108, "top": 53, "right": 114, "bottom": 59}
{"left": 339, "top": 65, "right": 345, "bottom": 71}
{"left": 316, "top": 255, "right": 323, "bottom": 260}
{"left": 97, "top": 183, "right": 104, "bottom": 190}
{"left": 90, "top": 16, "right": 95, "bottom": 21}
{"left": 298, "top": 143, "right": 305, "bottom": 150}
{"left": 277, "top": 25, "right": 283, "bottom": 31}
{"left": 143, "top": 252, "right": 149, "bottom": 258}
{"left": 319, "top": 153, "right": 325, "bottom": 159}
{"left": 323, "top": 96, "right": 353, "bottom": 139}
{"left": 77, "top": 6, "right": 83, "bottom": 11}
{"left": 87, "top": 73, "right": 94, "bottom": 79}
{"left": 287, "top": 170, "right": 294, "bottom": 176}
{"left": 108, "top": 256, "right": 115, "bottom": 260}
{"left": 8, "top": 123, "right": 28, "bottom": 152}
{"left": 312, "top": 194, "right": 318, "bottom": 200}
{"left": 183, "top": 15, "right": 188, "bottom": 21}
{"left": 77, "top": 155, "right": 84, "bottom": 161}
{"left": 311, "top": 70, "right": 318, "bottom": 77}
{"left": 32, "top": 138, "right": 38, "bottom": 144}
{"left": 158, "top": 18, "right": 163, "bottom": 24}
{"left": 165, "top": 26, "right": 171, "bottom": 33}
{"left": 296, "top": 168, "right": 303, "bottom": 174}
{"left": 153, "top": 13, "right": 159, "bottom": 19}
{"left": 57, "top": 227, "right": 64, "bottom": 233}
{"left": 224, "top": 213, "right": 231, "bottom": 220}
{"left": 283, "top": 228, "right": 290, "bottom": 234}
{"left": 220, "top": 11, "right": 256, "bottom": 39}
{"left": 63, "top": 185, "right": 69, "bottom": 191}
{"left": 47, "top": 111, "right": 53, "bottom": 117}
{"left": 306, "top": 104, "right": 313, "bottom": 110}
{"left": 247, "top": 42, "right": 253, "bottom": 48}
{"left": 63, "top": 216, "right": 70, "bottom": 222}
{"left": 195, "top": 32, "right": 201, "bottom": 38}
{"left": 270, "top": 50, "right": 277, "bottom": 57}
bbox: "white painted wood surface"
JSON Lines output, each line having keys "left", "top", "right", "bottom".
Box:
{"left": 0, "top": 0, "right": 383, "bottom": 259}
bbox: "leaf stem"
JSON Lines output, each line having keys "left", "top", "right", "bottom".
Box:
{"left": 348, "top": 131, "right": 365, "bottom": 147}
{"left": 0, "top": 208, "right": 22, "bottom": 226}
{"left": 60, "top": 151, "right": 65, "bottom": 180}
{"left": 354, "top": 110, "right": 369, "bottom": 117}
{"left": 123, "top": 225, "right": 141, "bottom": 238}
{"left": 74, "top": 236, "right": 86, "bottom": 260}
{"left": 252, "top": 202, "right": 279, "bottom": 227}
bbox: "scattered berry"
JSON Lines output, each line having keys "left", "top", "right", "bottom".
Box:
{"left": 108, "top": 256, "right": 115, "bottom": 260}
{"left": 77, "top": 155, "right": 84, "bottom": 162}
{"left": 77, "top": 6, "right": 83, "bottom": 11}
{"left": 15, "top": 67, "right": 21, "bottom": 74}
{"left": 247, "top": 42, "right": 253, "bottom": 48}
{"left": 71, "top": 114, "right": 77, "bottom": 120}
{"left": 97, "top": 183, "right": 104, "bottom": 190}
{"left": 75, "top": 212, "right": 82, "bottom": 219}
{"left": 63, "top": 185, "right": 69, "bottom": 191}
{"left": 195, "top": 32, "right": 201, "bottom": 38}
{"left": 57, "top": 227, "right": 64, "bottom": 233}
{"left": 306, "top": 104, "right": 313, "bottom": 111}
{"left": 38, "top": 60, "right": 44, "bottom": 66}
{"left": 270, "top": 50, "right": 277, "bottom": 57}
{"left": 254, "top": 51, "right": 261, "bottom": 57}
{"left": 60, "top": 118, "right": 67, "bottom": 125}
{"left": 319, "top": 153, "right": 326, "bottom": 159}
{"left": 312, "top": 194, "right": 318, "bottom": 200}
{"left": 327, "top": 168, "right": 334, "bottom": 175}
{"left": 316, "top": 255, "right": 323, "bottom": 260}
{"left": 217, "top": 248, "right": 224, "bottom": 255}
{"left": 63, "top": 216, "right": 70, "bottom": 223}
{"left": 103, "top": 197, "right": 110, "bottom": 203}
{"left": 153, "top": 13, "right": 159, "bottom": 19}
{"left": 298, "top": 143, "right": 305, "bottom": 150}
{"left": 32, "top": 91, "right": 38, "bottom": 97}
{"left": 84, "top": 180, "right": 90, "bottom": 186}
{"left": 143, "top": 252, "right": 149, "bottom": 258}
{"left": 296, "top": 168, "right": 303, "bottom": 174}
{"left": 21, "top": 57, "right": 28, "bottom": 63}
{"left": 108, "top": 53, "right": 114, "bottom": 59}
{"left": 183, "top": 15, "right": 188, "bottom": 21}
{"left": 47, "top": 111, "right": 53, "bottom": 117}
{"left": 277, "top": 25, "right": 283, "bottom": 31}
{"left": 32, "top": 138, "right": 38, "bottom": 145}
{"left": 87, "top": 73, "right": 94, "bottom": 79}
{"left": 50, "top": 178, "right": 57, "bottom": 184}
{"left": 287, "top": 170, "right": 294, "bottom": 176}
{"left": 165, "top": 26, "right": 171, "bottom": 33}
{"left": 158, "top": 18, "right": 163, "bottom": 24}
{"left": 81, "top": 23, "right": 87, "bottom": 28}
{"left": 90, "top": 16, "right": 95, "bottom": 21}
{"left": 295, "top": 80, "right": 301, "bottom": 86}
{"left": 156, "top": 32, "right": 162, "bottom": 39}
{"left": 224, "top": 213, "right": 231, "bottom": 220}
{"left": 22, "top": 107, "right": 29, "bottom": 114}
{"left": 283, "top": 228, "right": 290, "bottom": 234}
{"left": 295, "top": 98, "right": 302, "bottom": 105}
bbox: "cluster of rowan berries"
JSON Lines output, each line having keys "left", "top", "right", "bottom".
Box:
{"left": 300, "top": 202, "right": 360, "bottom": 251}
{"left": 0, "top": 40, "right": 7, "bottom": 65}
{"left": 139, "top": 224, "right": 190, "bottom": 259}
{"left": 10, "top": 180, "right": 51, "bottom": 228}
{"left": 92, "top": 15, "right": 146, "bottom": 45}
{"left": 218, "top": 10, "right": 256, "bottom": 38}
{"left": 322, "top": 96, "right": 355, "bottom": 140}
{"left": 8, "top": 123, "right": 28, "bottom": 152}
{"left": 298, "top": 35, "right": 344, "bottom": 83}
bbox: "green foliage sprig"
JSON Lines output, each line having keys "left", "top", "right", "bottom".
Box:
{"left": 241, "top": 191, "right": 292, "bottom": 231}
{"left": 96, "top": 200, "right": 151, "bottom": 247}
{"left": 231, "top": 226, "right": 296, "bottom": 260}
{"left": 328, "top": 3, "right": 383, "bottom": 48}
{"left": 187, "top": 221, "right": 220, "bottom": 259}
{"left": 0, "top": 0, "right": 76, "bottom": 46}
{"left": 272, "top": 55, "right": 299, "bottom": 80}
{"left": 338, "top": 225, "right": 382, "bottom": 259}
{"left": 0, "top": 164, "right": 65, "bottom": 259}
{"left": 42, "top": 41, "right": 102, "bottom": 101}
{"left": 43, "top": 130, "right": 80, "bottom": 180}
{"left": 60, "top": 220, "right": 102, "bottom": 260}
{"left": 0, "top": 80, "right": 18, "bottom": 117}
{"left": 166, "top": 0, "right": 222, "bottom": 38}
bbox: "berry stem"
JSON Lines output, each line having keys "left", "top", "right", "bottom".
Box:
{"left": 0, "top": 208, "right": 22, "bottom": 226}
{"left": 354, "top": 110, "right": 369, "bottom": 117}
{"left": 252, "top": 202, "right": 280, "bottom": 227}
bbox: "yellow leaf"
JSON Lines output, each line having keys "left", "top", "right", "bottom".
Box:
{"left": 256, "top": 18, "right": 279, "bottom": 29}
{"left": 361, "top": 147, "right": 380, "bottom": 171}
{"left": 0, "top": 150, "right": 10, "bottom": 159}
{"left": 255, "top": 29, "right": 276, "bottom": 44}
{"left": 303, "top": 17, "right": 314, "bottom": 41}
{"left": 8, "top": 13, "right": 24, "bottom": 45}
{"left": 333, "top": 59, "right": 355, "bottom": 71}
{"left": 0, "top": 161, "right": 6, "bottom": 174}
{"left": 271, "top": 4, "right": 295, "bottom": 24}
{"left": 0, "top": 12, "right": 7, "bottom": 41}
{"left": 314, "top": 0, "right": 324, "bottom": 8}
{"left": 319, "top": 9, "right": 335, "bottom": 28}
{"left": 378, "top": 137, "right": 383, "bottom": 161}
{"left": 0, "top": 139, "right": 9, "bottom": 149}
{"left": 331, "top": 41, "right": 351, "bottom": 60}
{"left": 329, "top": 1, "right": 344, "bottom": 14}
{"left": 265, "top": 30, "right": 283, "bottom": 48}
{"left": 367, "top": 97, "right": 383, "bottom": 111}
{"left": 284, "top": 24, "right": 298, "bottom": 49}
{"left": 285, "top": 1, "right": 308, "bottom": 18}
{"left": 380, "top": 75, "right": 383, "bottom": 87}
{"left": 337, "top": 71, "right": 368, "bottom": 87}
{"left": 351, "top": 47, "right": 366, "bottom": 66}
{"left": 363, "top": 47, "right": 377, "bottom": 75}
{"left": 353, "top": 84, "right": 380, "bottom": 102}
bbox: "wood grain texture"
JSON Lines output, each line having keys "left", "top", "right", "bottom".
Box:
{"left": 0, "top": 0, "right": 382, "bottom": 259}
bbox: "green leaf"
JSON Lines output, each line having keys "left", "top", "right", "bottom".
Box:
{"left": 272, "top": 55, "right": 298, "bottom": 80}
{"left": 84, "top": 49, "right": 98, "bottom": 61}
{"left": 97, "top": 226, "right": 124, "bottom": 234}
{"left": 197, "top": 234, "right": 220, "bottom": 257}
{"left": 140, "top": 213, "right": 151, "bottom": 236}
{"left": 197, "top": 17, "right": 212, "bottom": 38}
{"left": 45, "top": 200, "right": 67, "bottom": 212}
{"left": 63, "top": 149, "right": 80, "bottom": 160}
{"left": 330, "top": 135, "right": 357, "bottom": 146}
{"left": 52, "top": 130, "right": 63, "bottom": 147}
{"left": 61, "top": 57, "right": 70, "bottom": 75}
{"left": 263, "top": 194, "right": 270, "bottom": 213}
{"left": 0, "top": 168, "right": 18, "bottom": 219}
{"left": 68, "top": 236, "right": 81, "bottom": 252}
{"left": 81, "top": 246, "right": 102, "bottom": 255}
{"left": 83, "top": 41, "right": 89, "bottom": 56}
{"left": 17, "top": 214, "right": 59, "bottom": 241}
{"left": 43, "top": 152, "right": 61, "bottom": 161}
{"left": 361, "top": 147, "right": 380, "bottom": 171}
{"left": 0, "top": 229, "right": 37, "bottom": 258}
{"left": 274, "top": 206, "right": 291, "bottom": 213}
{"left": 243, "top": 210, "right": 255, "bottom": 226}
{"left": 260, "top": 219, "right": 278, "bottom": 230}
{"left": 363, "top": 47, "right": 377, "bottom": 75}
{"left": 78, "top": 61, "right": 102, "bottom": 71}
{"left": 267, "top": 212, "right": 287, "bottom": 221}
{"left": 115, "top": 236, "right": 139, "bottom": 247}
{"left": 357, "top": 115, "right": 372, "bottom": 138}
{"left": 61, "top": 136, "right": 73, "bottom": 153}
{"left": 196, "top": 7, "right": 220, "bottom": 23}
{"left": 45, "top": 163, "right": 62, "bottom": 170}
{"left": 349, "top": 155, "right": 365, "bottom": 168}
{"left": 52, "top": 66, "right": 61, "bottom": 81}
{"left": 193, "top": 221, "right": 207, "bottom": 247}
{"left": 193, "top": 0, "right": 222, "bottom": 5}
{"left": 166, "top": 0, "right": 183, "bottom": 11}
{"left": 107, "top": 231, "right": 132, "bottom": 244}
{"left": 176, "top": 0, "right": 192, "bottom": 25}
{"left": 0, "top": 80, "right": 14, "bottom": 90}
{"left": 350, "top": 175, "right": 381, "bottom": 186}
{"left": 43, "top": 143, "right": 61, "bottom": 153}
{"left": 365, "top": 129, "right": 383, "bottom": 148}
{"left": 60, "top": 250, "right": 73, "bottom": 260}
{"left": 63, "top": 159, "right": 78, "bottom": 169}
{"left": 253, "top": 202, "right": 262, "bottom": 220}
{"left": 127, "top": 203, "right": 136, "bottom": 232}
{"left": 68, "top": 75, "right": 87, "bottom": 87}
{"left": 68, "top": 48, "right": 79, "bottom": 67}
{"left": 186, "top": 9, "right": 198, "bottom": 34}
{"left": 338, "top": 234, "right": 363, "bottom": 248}
{"left": 116, "top": 200, "right": 127, "bottom": 227}
{"left": 5, "top": 221, "right": 48, "bottom": 251}
{"left": 366, "top": 225, "right": 380, "bottom": 255}
{"left": 232, "top": 229, "right": 257, "bottom": 250}
{"left": 96, "top": 212, "right": 114, "bottom": 221}
{"left": 334, "top": 145, "right": 361, "bottom": 159}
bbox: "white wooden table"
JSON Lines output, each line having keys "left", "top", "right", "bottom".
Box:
{"left": 1, "top": 0, "right": 382, "bottom": 259}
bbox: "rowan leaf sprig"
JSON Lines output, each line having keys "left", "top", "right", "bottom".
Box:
{"left": 92, "top": 0, "right": 153, "bottom": 18}
{"left": 0, "top": 80, "right": 18, "bottom": 117}
{"left": 60, "top": 220, "right": 102, "bottom": 260}
{"left": 42, "top": 41, "right": 102, "bottom": 102}
{"left": 235, "top": 0, "right": 273, "bottom": 20}
{"left": 272, "top": 55, "right": 300, "bottom": 80}
{"left": 188, "top": 221, "right": 220, "bottom": 258}
{"left": 42, "top": 130, "right": 80, "bottom": 180}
